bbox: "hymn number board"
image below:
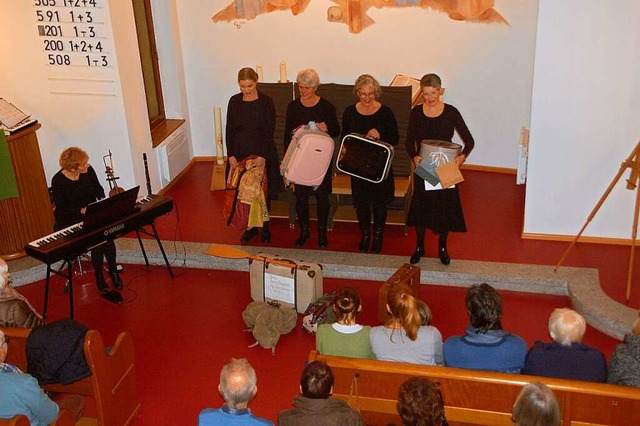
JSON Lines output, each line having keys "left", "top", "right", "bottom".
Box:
{"left": 34, "top": 0, "right": 116, "bottom": 96}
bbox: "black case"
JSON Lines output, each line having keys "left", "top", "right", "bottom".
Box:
{"left": 336, "top": 133, "right": 394, "bottom": 183}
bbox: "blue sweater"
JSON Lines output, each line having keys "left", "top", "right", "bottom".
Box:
{"left": 443, "top": 325, "right": 527, "bottom": 373}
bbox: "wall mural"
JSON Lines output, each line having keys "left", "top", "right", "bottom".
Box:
{"left": 212, "top": 0, "right": 507, "bottom": 33}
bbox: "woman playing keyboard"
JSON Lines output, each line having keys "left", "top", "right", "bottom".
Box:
{"left": 50, "top": 147, "right": 123, "bottom": 292}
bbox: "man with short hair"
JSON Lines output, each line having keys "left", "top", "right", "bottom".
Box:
{"left": 278, "top": 360, "right": 363, "bottom": 425}
{"left": 198, "top": 358, "right": 272, "bottom": 425}
{"left": 443, "top": 283, "right": 527, "bottom": 373}
{"left": 0, "top": 330, "right": 59, "bottom": 425}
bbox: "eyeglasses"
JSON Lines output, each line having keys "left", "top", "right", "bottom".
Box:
{"left": 358, "top": 91, "right": 375, "bottom": 98}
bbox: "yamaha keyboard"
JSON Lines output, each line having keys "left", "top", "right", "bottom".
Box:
{"left": 26, "top": 194, "right": 173, "bottom": 265}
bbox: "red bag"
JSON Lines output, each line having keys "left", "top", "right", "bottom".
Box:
{"left": 223, "top": 161, "right": 250, "bottom": 230}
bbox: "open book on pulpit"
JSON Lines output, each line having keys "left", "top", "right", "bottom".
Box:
{"left": 0, "top": 98, "right": 37, "bottom": 135}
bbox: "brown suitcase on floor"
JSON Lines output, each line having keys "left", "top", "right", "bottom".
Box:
{"left": 378, "top": 264, "right": 420, "bottom": 324}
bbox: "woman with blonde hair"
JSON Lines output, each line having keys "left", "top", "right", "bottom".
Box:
{"left": 370, "top": 283, "right": 443, "bottom": 365}
{"left": 522, "top": 308, "right": 607, "bottom": 382}
{"left": 316, "top": 286, "right": 373, "bottom": 359}
{"left": 51, "top": 147, "right": 123, "bottom": 292}
{"left": 340, "top": 74, "right": 399, "bottom": 253}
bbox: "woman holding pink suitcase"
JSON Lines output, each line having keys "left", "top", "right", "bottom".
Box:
{"left": 226, "top": 67, "right": 283, "bottom": 244}
{"left": 284, "top": 68, "right": 340, "bottom": 248}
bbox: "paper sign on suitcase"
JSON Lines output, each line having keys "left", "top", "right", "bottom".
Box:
{"left": 249, "top": 252, "right": 323, "bottom": 313}
{"left": 336, "top": 133, "right": 395, "bottom": 183}
{"left": 281, "top": 125, "right": 335, "bottom": 187}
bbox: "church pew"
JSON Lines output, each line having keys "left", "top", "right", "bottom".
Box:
{"left": 1, "top": 327, "right": 141, "bottom": 426}
{"left": 309, "top": 350, "right": 640, "bottom": 426}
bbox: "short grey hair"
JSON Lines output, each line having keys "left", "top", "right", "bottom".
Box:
{"left": 296, "top": 68, "right": 320, "bottom": 87}
{"left": 353, "top": 74, "right": 381, "bottom": 99}
{"left": 219, "top": 358, "right": 257, "bottom": 408}
{"left": 548, "top": 308, "right": 586, "bottom": 346}
{"left": 420, "top": 73, "right": 442, "bottom": 89}
{"left": 512, "top": 382, "right": 561, "bottom": 426}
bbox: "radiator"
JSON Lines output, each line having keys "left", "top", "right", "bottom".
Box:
{"left": 155, "top": 125, "right": 191, "bottom": 187}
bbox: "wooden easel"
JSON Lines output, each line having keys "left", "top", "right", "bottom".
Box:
{"left": 555, "top": 141, "right": 640, "bottom": 301}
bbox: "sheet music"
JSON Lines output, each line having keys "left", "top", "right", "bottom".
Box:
{"left": 0, "top": 98, "right": 30, "bottom": 128}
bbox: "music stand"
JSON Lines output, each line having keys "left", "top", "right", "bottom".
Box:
{"left": 555, "top": 141, "right": 640, "bottom": 301}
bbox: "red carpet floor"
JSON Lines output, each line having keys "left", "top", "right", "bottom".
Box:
{"left": 12, "top": 161, "right": 638, "bottom": 425}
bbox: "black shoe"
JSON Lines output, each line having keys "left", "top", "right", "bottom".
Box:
{"left": 358, "top": 230, "right": 371, "bottom": 253}
{"left": 240, "top": 227, "right": 259, "bottom": 244}
{"left": 261, "top": 226, "right": 271, "bottom": 244}
{"left": 318, "top": 228, "right": 328, "bottom": 248}
{"left": 439, "top": 244, "right": 451, "bottom": 265}
{"left": 295, "top": 229, "right": 310, "bottom": 247}
{"left": 410, "top": 246, "right": 424, "bottom": 265}
{"left": 96, "top": 273, "right": 108, "bottom": 292}
{"left": 109, "top": 270, "right": 124, "bottom": 289}
{"left": 371, "top": 229, "right": 383, "bottom": 254}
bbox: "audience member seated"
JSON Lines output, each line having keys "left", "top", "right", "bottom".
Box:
{"left": 370, "top": 283, "right": 443, "bottom": 365}
{"left": 0, "top": 330, "right": 83, "bottom": 425}
{"left": 608, "top": 312, "right": 640, "bottom": 387}
{"left": 444, "top": 283, "right": 527, "bottom": 372}
{"left": 511, "top": 382, "right": 561, "bottom": 426}
{"left": 521, "top": 308, "right": 607, "bottom": 382}
{"left": 316, "top": 286, "right": 374, "bottom": 359}
{"left": 278, "top": 360, "right": 362, "bottom": 425}
{"left": 396, "top": 377, "right": 445, "bottom": 426}
{"left": 198, "top": 358, "right": 272, "bottom": 425}
{"left": 0, "top": 258, "right": 44, "bottom": 328}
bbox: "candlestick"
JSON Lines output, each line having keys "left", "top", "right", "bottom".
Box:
{"left": 256, "top": 65, "right": 264, "bottom": 82}
{"left": 279, "top": 61, "right": 288, "bottom": 83}
{"left": 213, "top": 106, "right": 224, "bottom": 165}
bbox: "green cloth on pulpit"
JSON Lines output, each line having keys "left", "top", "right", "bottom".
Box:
{"left": 0, "top": 131, "right": 19, "bottom": 200}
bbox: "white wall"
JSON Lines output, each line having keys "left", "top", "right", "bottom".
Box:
{"left": 525, "top": 0, "right": 640, "bottom": 238}
{"left": 176, "top": 0, "right": 539, "bottom": 169}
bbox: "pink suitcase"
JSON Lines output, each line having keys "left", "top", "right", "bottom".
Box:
{"left": 281, "top": 126, "right": 335, "bottom": 187}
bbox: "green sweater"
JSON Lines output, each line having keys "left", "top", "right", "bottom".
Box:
{"left": 316, "top": 324, "right": 375, "bottom": 359}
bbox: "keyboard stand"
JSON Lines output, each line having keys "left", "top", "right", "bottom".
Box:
{"left": 135, "top": 221, "right": 175, "bottom": 279}
{"left": 43, "top": 257, "right": 76, "bottom": 320}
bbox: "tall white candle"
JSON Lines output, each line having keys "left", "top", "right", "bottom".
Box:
{"left": 279, "top": 61, "right": 287, "bottom": 83}
{"left": 256, "top": 65, "right": 264, "bottom": 82}
{"left": 213, "top": 106, "right": 224, "bottom": 165}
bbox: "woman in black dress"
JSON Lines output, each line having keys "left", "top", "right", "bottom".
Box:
{"left": 284, "top": 68, "right": 340, "bottom": 248}
{"left": 51, "top": 147, "right": 123, "bottom": 291}
{"left": 341, "top": 74, "right": 399, "bottom": 253}
{"left": 226, "top": 67, "right": 282, "bottom": 244}
{"left": 406, "top": 74, "right": 474, "bottom": 265}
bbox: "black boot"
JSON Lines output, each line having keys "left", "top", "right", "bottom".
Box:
{"left": 318, "top": 226, "right": 328, "bottom": 248}
{"left": 241, "top": 227, "right": 259, "bottom": 244}
{"left": 261, "top": 222, "right": 271, "bottom": 244}
{"left": 95, "top": 269, "right": 108, "bottom": 292}
{"left": 439, "top": 232, "right": 451, "bottom": 265}
{"left": 356, "top": 207, "right": 371, "bottom": 253}
{"left": 109, "top": 269, "right": 124, "bottom": 289}
{"left": 370, "top": 209, "right": 387, "bottom": 254}
{"left": 410, "top": 246, "right": 424, "bottom": 264}
{"left": 295, "top": 207, "right": 310, "bottom": 247}
{"left": 410, "top": 226, "right": 425, "bottom": 264}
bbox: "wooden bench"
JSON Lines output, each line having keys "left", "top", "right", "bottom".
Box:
{"left": 1, "top": 327, "right": 141, "bottom": 426}
{"left": 309, "top": 350, "right": 640, "bottom": 426}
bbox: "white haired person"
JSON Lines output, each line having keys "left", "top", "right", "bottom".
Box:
{"left": 512, "top": 382, "right": 561, "bottom": 426}
{"left": 284, "top": 68, "right": 340, "bottom": 249}
{"left": 0, "top": 258, "right": 44, "bottom": 328}
{"left": 0, "top": 329, "right": 84, "bottom": 424}
{"left": 608, "top": 312, "right": 640, "bottom": 387}
{"left": 522, "top": 308, "right": 607, "bottom": 382}
{"left": 198, "top": 358, "right": 272, "bottom": 425}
